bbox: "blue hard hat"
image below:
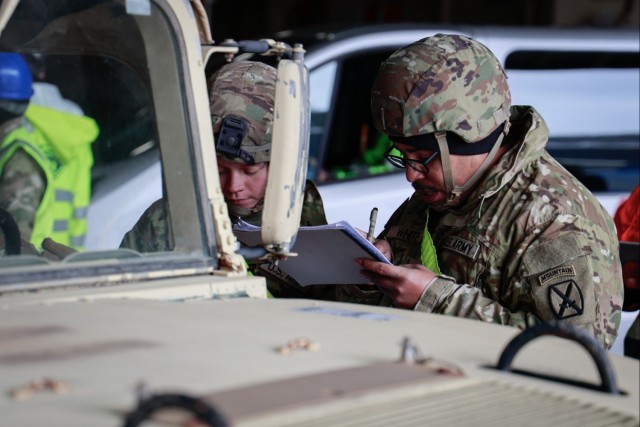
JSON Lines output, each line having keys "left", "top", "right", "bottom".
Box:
{"left": 0, "top": 52, "right": 33, "bottom": 101}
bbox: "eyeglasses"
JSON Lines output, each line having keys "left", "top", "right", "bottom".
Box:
{"left": 384, "top": 146, "right": 440, "bottom": 174}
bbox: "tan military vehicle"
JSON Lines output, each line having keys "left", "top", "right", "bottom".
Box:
{"left": 0, "top": 1, "right": 638, "bottom": 426}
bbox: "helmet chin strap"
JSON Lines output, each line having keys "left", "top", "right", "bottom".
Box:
{"left": 435, "top": 123, "right": 509, "bottom": 208}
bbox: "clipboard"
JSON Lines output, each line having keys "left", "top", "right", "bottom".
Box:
{"left": 233, "top": 220, "right": 391, "bottom": 285}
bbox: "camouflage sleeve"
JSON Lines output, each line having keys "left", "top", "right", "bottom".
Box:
{"left": 119, "top": 198, "right": 172, "bottom": 252}
{"left": 417, "top": 214, "right": 623, "bottom": 350}
{"left": 299, "top": 180, "right": 328, "bottom": 226}
{"left": 0, "top": 148, "right": 46, "bottom": 243}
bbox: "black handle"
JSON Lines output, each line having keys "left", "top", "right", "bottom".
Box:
{"left": 122, "top": 393, "right": 229, "bottom": 427}
{"left": 496, "top": 320, "right": 619, "bottom": 394}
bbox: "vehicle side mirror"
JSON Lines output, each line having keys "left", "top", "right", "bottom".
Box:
{"left": 261, "top": 58, "right": 310, "bottom": 258}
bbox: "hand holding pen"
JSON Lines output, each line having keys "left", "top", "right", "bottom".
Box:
{"left": 356, "top": 207, "right": 390, "bottom": 260}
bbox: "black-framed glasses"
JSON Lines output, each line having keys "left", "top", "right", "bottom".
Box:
{"left": 384, "top": 146, "right": 440, "bottom": 174}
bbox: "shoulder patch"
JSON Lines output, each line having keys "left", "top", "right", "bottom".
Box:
{"left": 538, "top": 265, "right": 576, "bottom": 285}
{"left": 441, "top": 236, "right": 480, "bottom": 260}
{"left": 548, "top": 280, "right": 584, "bottom": 319}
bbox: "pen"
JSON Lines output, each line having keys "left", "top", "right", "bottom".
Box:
{"left": 367, "top": 207, "right": 378, "bottom": 242}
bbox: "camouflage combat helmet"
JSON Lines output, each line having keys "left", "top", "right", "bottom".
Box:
{"left": 209, "top": 60, "right": 276, "bottom": 164}
{"left": 372, "top": 34, "right": 513, "bottom": 206}
{"left": 371, "top": 33, "right": 511, "bottom": 153}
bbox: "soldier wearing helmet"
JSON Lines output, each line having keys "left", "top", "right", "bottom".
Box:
{"left": 121, "top": 61, "right": 333, "bottom": 299}
{"left": 350, "top": 34, "right": 623, "bottom": 349}
{"left": 0, "top": 52, "right": 98, "bottom": 252}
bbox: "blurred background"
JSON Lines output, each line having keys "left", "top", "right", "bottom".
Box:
{"left": 204, "top": 0, "right": 640, "bottom": 40}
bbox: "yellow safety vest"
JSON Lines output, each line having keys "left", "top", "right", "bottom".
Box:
{"left": 0, "top": 105, "right": 98, "bottom": 250}
{"left": 421, "top": 209, "right": 441, "bottom": 274}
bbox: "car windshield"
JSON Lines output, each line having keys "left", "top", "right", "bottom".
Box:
{"left": 505, "top": 51, "right": 639, "bottom": 193}
{"left": 505, "top": 50, "right": 639, "bottom": 137}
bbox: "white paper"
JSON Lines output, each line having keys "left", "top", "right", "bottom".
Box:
{"left": 234, "top": 220, "right": 391, "bottom": 285}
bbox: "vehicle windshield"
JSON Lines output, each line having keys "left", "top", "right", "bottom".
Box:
{"left": 0, "top": 0, "right": 214, "bottom": 287}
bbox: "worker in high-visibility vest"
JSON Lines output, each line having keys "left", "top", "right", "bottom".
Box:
{"left": 0, "top": 52, "right": 98, "bottom": 251}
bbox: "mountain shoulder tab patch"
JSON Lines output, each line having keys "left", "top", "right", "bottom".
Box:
{"left": 538, "top": 265, "right": 576, "bottom": 286}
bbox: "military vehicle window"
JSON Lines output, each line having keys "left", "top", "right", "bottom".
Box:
{"left": 504, "top": 50, "right": 640, "bottom": 193}
{"left": 311, "top": 51, "right": 396, "bottom": 184}
{"left": 0, "top": 0, "right": 213, "bottom": 286}
{"left": 25, "top": 54, "right": 162, "bottom": 252}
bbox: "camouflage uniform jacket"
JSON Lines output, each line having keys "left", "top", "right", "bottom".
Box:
{"left": 120, "top": 180, "right": 335, "bottom": 300}
{"left": 0, "top": 117, "right": 46, "bottom": 243}
{"left": 346, "top": 106, "right": 623, "bottom": 349}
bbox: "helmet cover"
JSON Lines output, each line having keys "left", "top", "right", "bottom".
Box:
{"left": 371, "top": 33, "right": 511, "bottom": 144}
{"left": 209, "top": 61, "right": 276, "bottom": 164}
